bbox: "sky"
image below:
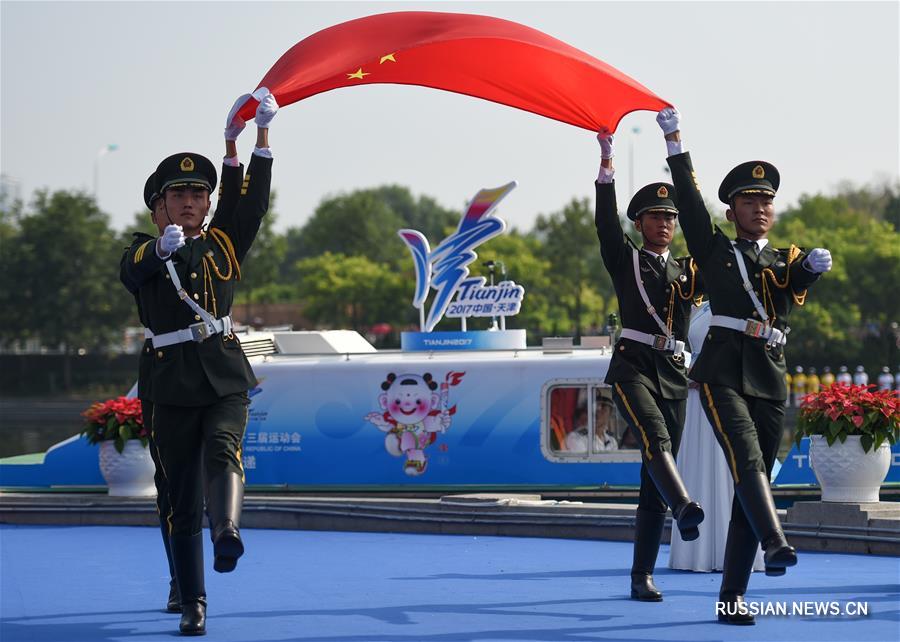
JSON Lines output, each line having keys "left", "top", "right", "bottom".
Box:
{"left": 2, "top": 1, "right": 898, "bottom": 234}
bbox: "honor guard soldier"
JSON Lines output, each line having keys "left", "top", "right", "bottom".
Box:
{"left": 877, "top": 366, "right": 894, "bottom": 391}
{"left": 136, "top": 175, "right": 180, "bottom": 613}
{"left": 126, "top": 155, "right": 246, "bottom": 614}
{"left": 658, "top": 107, "right": 832, "bottom": 624}
{"left": 792, "top": 366, "right": 806, "bottom": 407}
{"left": 853, "top": 365, "right": 869, "bottom": 386}
{"left": 120, "top": 92, "right": 278, "bottom": 636}
{"left": 806, "top": 367, "right": 820, "bottom": 394}
{"left": 837, "top": 365, "right": 852, "bottom": 385}
{"left": 783, "top": 370, "right": 793, "bottom": 407}
{"left": 820, "top": 366, "right": 835, "bottom": 389}
{"left": 594, "top": 129, "right": 705, "bottom": 602}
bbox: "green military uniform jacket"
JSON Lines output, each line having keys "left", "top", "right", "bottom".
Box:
{"left": 595, "top": 181, "right": 703, "bottom": 400}
{"left": 121, "top": 155, "right": 272, "bottom": 406}
{"left": 130, "top": 162, "right": 246, "bottom": 402}
{"left": 667, "top": 152, "right": 819, "bottom": 400}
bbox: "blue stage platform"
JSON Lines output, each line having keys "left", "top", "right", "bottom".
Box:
{"left": 1, "top": 525, "right": 897, "bottom": 642}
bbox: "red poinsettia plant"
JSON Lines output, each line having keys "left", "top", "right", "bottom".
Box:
{"left": 795, "top": 383, "right": 900, "bottom": 453}
{"left": 81, "top": 396, "right": 149, "bottom": 453}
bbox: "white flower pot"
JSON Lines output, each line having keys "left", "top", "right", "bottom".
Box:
{"left": 808, "top": 435, "right": 891, "bottom": 503}
{"left": 98, "top": 440, "right": 157, "bottom": 497}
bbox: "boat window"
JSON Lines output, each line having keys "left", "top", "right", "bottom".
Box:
{"left": 548, "top": 385, "right": 587, "bottom": 454}
{"left": 543, "top": 381, "right": 637, "bottom": 462}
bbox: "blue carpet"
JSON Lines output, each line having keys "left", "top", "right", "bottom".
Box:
{"left": 1, "top": 525, "right": 898, "bottom": 642}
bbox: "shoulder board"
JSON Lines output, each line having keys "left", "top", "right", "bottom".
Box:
{"left": 131, "top": 231, "right": 154, "bottom": 242}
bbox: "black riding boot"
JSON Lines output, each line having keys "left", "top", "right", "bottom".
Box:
{"left": 630, "top": 509, "right": 666, "bottom": 601}
{"left": 717, "top": 519, "right": 758, "bottom": 625}
{"left": 207, "top": 471, "right": 245, "bottom": 573}
{"left": 644, "top": 451, "right": 704, "bottom": 541}
{"left": 733, "top": 471, "right": 797, "bottom": 575}
{"left": 171, "top": 533, "right": 207, "bottom": 636}
{"left": 159, "top": 520, "right": 181, "bottom": 613}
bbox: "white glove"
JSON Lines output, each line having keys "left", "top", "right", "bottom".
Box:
{"left": 255, "top": 93, "right": 279, "bottom": 129}
{"left": 803, "top": 248, "right": 832, "bottom": 273}
{"left": 157, "top": 224, "right": 185, "bottom": 257}
{"left": 224, "top": 93, "right": 252, "bottom": 141}
{"left": 656, "top": 107, "right": 681, "bottom": 135}
{"left": 597, "top": 129, "right": 615, "bottom": 160}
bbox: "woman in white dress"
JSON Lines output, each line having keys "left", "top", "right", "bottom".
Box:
{"left": 669, "top": 302, "right": 765, "bottom": 572}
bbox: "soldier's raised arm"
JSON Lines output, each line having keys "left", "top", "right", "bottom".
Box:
{"left": 210, "top": 92, "right": 277, "bottom": 265}
{"left": 594, "top": 129, "right": 628, "bottom": 275}
{"left": 209, "top": 94, "right": 251, "bottom": 233}
{"left": 659, "top": 109, "right": 716, "bottom": 264}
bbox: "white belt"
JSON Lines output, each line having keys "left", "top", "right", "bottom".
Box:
{"left": 709, "top": 314, "right": 788, "bottom": 347}
{"left": 619, "top": 328, "right": 691, "bottom": 365}
{"left": 149, "top": 315, "right": 234, "bottom": 348}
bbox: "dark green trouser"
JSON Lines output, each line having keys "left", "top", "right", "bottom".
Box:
{"left": 144, "top": 401, "right": 171, "bottom": 531}
{"left": 144, "top": 399, "right": 176, "bottom": 582}
{"left": 152, "top": 392, "right": 249, "bottom": 536}
{"left": 698, "top": 383, "right": 784, "bottom": 484}
{"left": 612, "top": 381, "right": 686, "bottom": 514}
{"left": 700, "top": 383, "right": 785, "bottom": 594}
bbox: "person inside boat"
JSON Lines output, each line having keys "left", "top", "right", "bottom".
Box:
{"left": 565, "top": 389, "right": 619, "bottom": 452}
{"left": 120, "top": 91, "right": 277, "bottom": 637}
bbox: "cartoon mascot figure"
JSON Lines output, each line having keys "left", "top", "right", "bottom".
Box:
{"left": 365, "top": 372, "right": 463, "bottom": 476}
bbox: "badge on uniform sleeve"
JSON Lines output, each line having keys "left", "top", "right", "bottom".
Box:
{"left": 657, "top": 186, "right": 669, "bottom": 198}
{"left": 180, "top": 157, "right": 195, "bottom": 172}
{"left": 752, "top": 165, "right": 765, "bottom": 179}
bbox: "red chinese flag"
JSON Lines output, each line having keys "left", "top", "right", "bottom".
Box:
{"left": 238, "top": 11, "right": 669, "bottom": 132}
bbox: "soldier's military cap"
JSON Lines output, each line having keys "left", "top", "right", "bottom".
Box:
{"left": 718, "top": 160, "right": 780, "bottom": 204}
{"left": 154, "top": 152, "right": 217, "bottom": 194}
{"left": 143, "top": 173, "right": 159, "bottom": 210}
{"left": 626, "top": 182, "right": 679, "bottom": 221}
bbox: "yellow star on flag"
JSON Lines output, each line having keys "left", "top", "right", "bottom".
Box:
{"left": 347, "top": 68, "right": 370, "bottom": 80}
{"left": 379, "top": 53, "right": 396, "bottom": 64}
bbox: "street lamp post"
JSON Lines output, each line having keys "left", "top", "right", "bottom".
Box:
{"left": 93, "top": 144, "right": 119, "bottom": 201}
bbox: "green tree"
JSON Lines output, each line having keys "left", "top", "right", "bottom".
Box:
{"left": 0, "top": 189, "right": 133, "bottom": 387}
{"left": 284, "top": 191, "right": 406, "bottom": 269}
{"left": 771, "top": 191, "right": 900, "bottom": 372}
{"left": 831, "top": 179, "right": 900, "bottom": 231}
{"left": 533, "top": 198, "right": 608, "bottom": 338}
{"left": 458, "top": 231, "right": 556, "bottom": 341}
{"left": 292, "top": 252, "right": 407, "bottom": 332}
{"left": 234, "top": 193, "right": 287, "bottom": 306}
{"left": 282, "top": 186, "right": 462, "bottom": 276}
{"left": 367, "top": 185, "right": 459, "bottom": 245}
{"left": 122, "top": 208, "right": 159, "bottom": 239}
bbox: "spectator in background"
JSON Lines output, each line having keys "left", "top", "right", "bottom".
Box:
{"left": 566, "top": 390, "right": 619, "bottom": 452}
{"left": 806, "top": 368, "right": 820, "bottom": 394}
{"left": 877, "top": 367, "right": 893, "bottom": 391}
